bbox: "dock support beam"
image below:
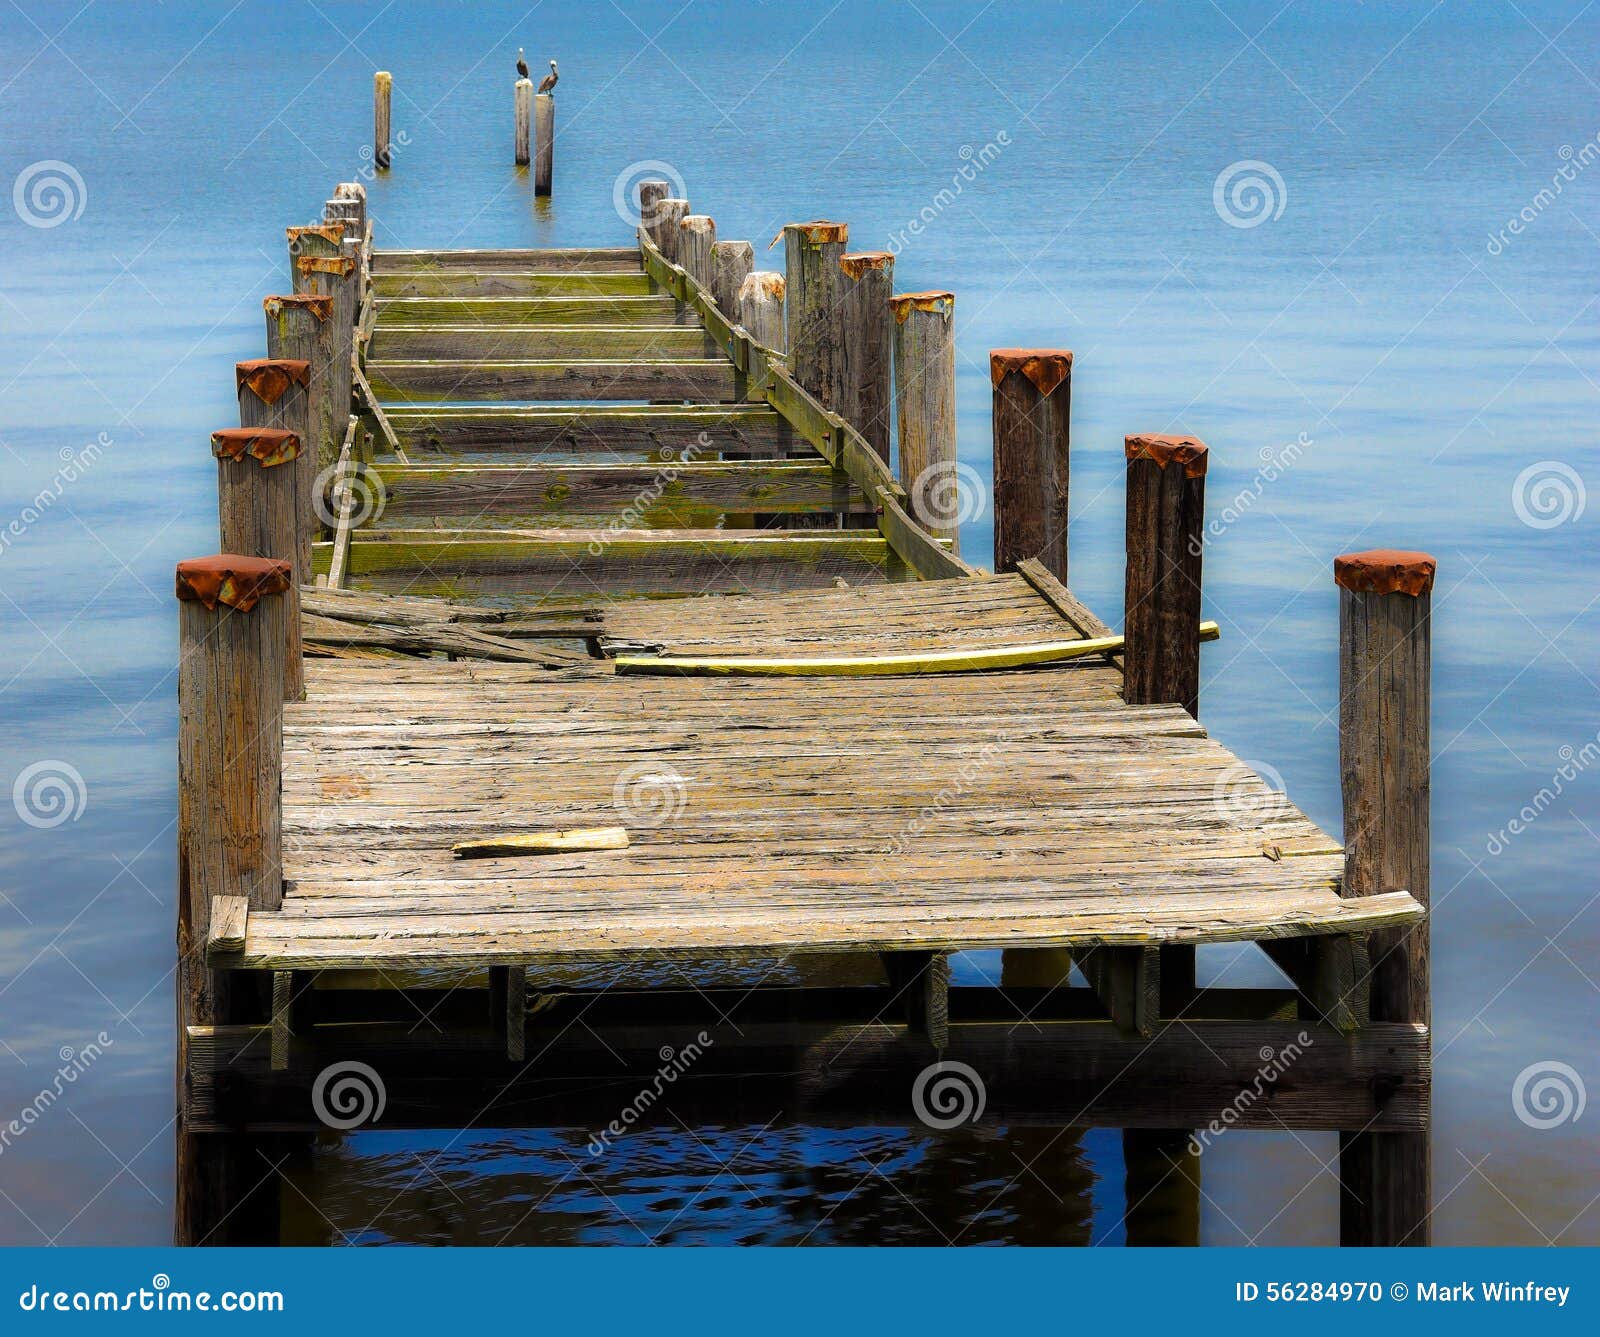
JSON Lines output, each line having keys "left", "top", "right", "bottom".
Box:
{"left": 1335, "top": 549, "right": 1435, "bottom": 1247}
{"left": 839, "top": 251, "right": 894, "bottom": 464}
{"left": 680, "top": 214, "right": 716, "bottom": 292}
{"left": 783, "top": 220, "right": 850, "bottom": 412}
{"left": 991, "top": 349, "right": 1072, "bottom": 583}
{"left": 533, "top": 93, "right": 554, "bottom": 196}
{"left": 514, "top": 78, "right": 532, "bottom": 165}
{"left": 373, "top": 72, "right": 391, "bottom": 170}
{"left": 890, "top": 291, "right": 957, "bottom": 540}
{"left": 175, "top": 555, "right": 291, "bottom": 1246}
{"left": 710, "top": 239, "right": 753, "bottom": 325}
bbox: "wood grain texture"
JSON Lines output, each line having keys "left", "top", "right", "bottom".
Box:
{"left": 366, "top": 360, "right": 740, "bottom": 403}
{"left": 1123, "top": 455, "right": 1205, "bottom": 715}
{"left": 373, "top": 248, "right": 641, "bottom": 273}
{"left": 992, "top": 364, "right": 1070, "bottom": 581}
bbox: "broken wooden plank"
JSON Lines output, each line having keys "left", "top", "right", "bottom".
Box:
{"left": 453, "top": 827, "right": 630, "bottom": 859}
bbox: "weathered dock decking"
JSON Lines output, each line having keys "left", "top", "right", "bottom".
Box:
{"left": 176, "top": 177, "right": 1435, "bottom": 1248}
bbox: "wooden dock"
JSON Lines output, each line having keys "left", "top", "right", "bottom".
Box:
{"left": 175, "top": 176, "right": 1435, "bottom": 1247}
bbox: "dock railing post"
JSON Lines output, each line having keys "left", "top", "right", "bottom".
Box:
{"left": 1334, "top": 548, "right": 1434, "bottom": 1247}
{"left": 680, "top": 214, "right": 716, "bottom": 292}
{"left": 263, "top": 295, "right": 336, "bottom": 546}
{"left": 991, "top": 350, "right": 1072, "bottom": 582}
{"left": 656, "top": 199, "right": 689, "bottom": 264}
{"left": 739, "top": 272, "right": 785, "bottom": 354}
{"left": 373, "top": 72, "right": 392, "bottom": 170}
{"left": 514, "top": 78, "right": 532, "bottom": 165}
{"left": 839, "top": 251, "right": 894, "bottom": 464}
{"left": 890, "top": 291, "right": 957, "bottom": 539}
{"left": 287, "top": 225, "right": 357, "bottom": 468}
{"left": 637, "top": 180, "right": 671, "bottom": 249}
{"left": 174, "top": 554, "right": 290, "bottom": 1246}
{"left": 210, "top": 429, "right": 306, "bottom": 701}
{"left": 533, "top": 93, "right": 554, "bottom": 195}
{"left": 782, "top": 221, "right": 850, "bottom": 413}
{"left": 710, "top": 240, "right": 754, "bottom": 324}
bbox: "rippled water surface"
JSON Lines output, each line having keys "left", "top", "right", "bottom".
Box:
{"left": 1, "top": 1, "right": 1596, "bottom": 1245}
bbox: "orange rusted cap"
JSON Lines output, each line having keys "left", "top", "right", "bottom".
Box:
{"left": 990, "top": 349, "right": 1072, "bottom": 396}
{"left": 285, "top": 222, "right": 346, "bottom": 246}
{"left": 295, "top": 254, "right": 356, "bottom": 277}
{"left": 1334, "top": 549, "right": 1436, "bottom": 597}
{"left": 236, "top": 358, "right": 310, "bottom": 405}
{"left": 788, "top": 220, "right": 848, "bottom": 245}
{"left": 840, "top": 251, "right": 894, "bottom": 280}
{"left": 175, "top": 555, "right": 292, "bottom": 611}
{"left": 264, "top": 293, "right": 332, "bottom": 322}
{"left": 889, "top": 291, "right": 954, "bottom": 323}
{"left": 211, "top": 428, "right": 301, "bottom": 468}
{"left": 1126, "top": 433, "right": 1208, "bottom": 477}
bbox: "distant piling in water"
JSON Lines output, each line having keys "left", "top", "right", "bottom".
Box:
{"left": 373, "top": 72, "right": 392, "bottom": 170}
{"left": 514, "top": 78, "right": 532, "bottom": 165}
{"left": 534, "top": 94, "right": 554, "bottom": 195}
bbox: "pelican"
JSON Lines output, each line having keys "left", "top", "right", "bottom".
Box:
{"left": 516, "top": 48, "right": 529, "bottom": 80}
{"left": 537, "top": 59, "right": 558, "bottom": 95}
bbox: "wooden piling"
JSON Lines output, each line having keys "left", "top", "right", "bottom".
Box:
{"left": 839, "top": 251, "right": 894, "bottom": 463}
{"left": 1334, "top": 548, "right": 1434, "bottom": 1248}
{"left": 514, "top": 79, "right": 533, "bottom": 165}
{"left": 739, "top": 272, "right": 785, "bottom": 353}
{"left": 373, "top": 72, "right": 392, "bottom": 170}
{"left": 263, "top": 295, "right": 336, "bottom": 560}
{"left": 656, "top": 199, "right": 689, "bottom": 264}
{"left": 210, "top": 429, "right": 306, "bottom": 701}
{"left": 890, "top": 291, "right": 957, "bottom": 539}
{"left": 711, "top": 240, "right": 753, "bottom": 323}
{"left": 287, "top": 225, "right": 357, "bottom": 473}
{"left": 991, "top": 349, "right": 1072, "bottom": 582}
{"left": 1123, "top": 434, "right": 1206, "bottom": 717}
{"left": 533, "top": 94, "right": 554, "bottom": 196}
{"left": 680, "top": 214, "right": 716, "bottom": 292}
{"left": 783, "top": 221, "right": 850, "bottom": 412}
{"left": 638, "top": 180, "right": 671, "bottom": 247}
{"left": 174, "top": 554, "right": 291, "bottom": 1247}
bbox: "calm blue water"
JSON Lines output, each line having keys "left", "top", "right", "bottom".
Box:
{"left": 1, "top": 0, "right": 1596, "bottom": 1245}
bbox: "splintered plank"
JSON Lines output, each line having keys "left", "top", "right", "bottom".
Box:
{"left": 311, "top": 528, "right": 893, "bottom": 600}
{"left": 376, "top": 296, "right": 686, "bottom": 325}
{"left": 373, "top": 248, "right": 641, "bottom": 273}
{"left": 369, "top": 324, "right": 718, "bottom": 361}
{"left": 385, "top": 405, "right": 800, "bottom": 456}
{"left": 373, "top": 271, "right": 657, "bottom": 299}
{"left": 366, "top": 360, "right": 740, "bottom": 403}
{"left": 369, "top": 460, "right": 866, "bottom": 526}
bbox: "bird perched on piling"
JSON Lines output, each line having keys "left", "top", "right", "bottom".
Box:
{"left": 516, "top": 49, "right": 529, "bottom": 80}
{"left": 537, "top": 59, "right": 559, "bottom": 95}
